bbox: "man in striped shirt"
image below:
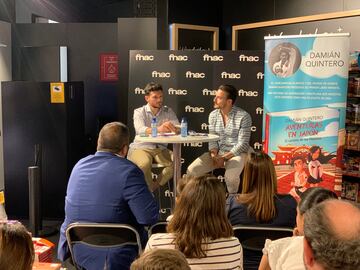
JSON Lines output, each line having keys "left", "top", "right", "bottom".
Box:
{"left": 187, "top": 84, "right": 252, "bottom": 193}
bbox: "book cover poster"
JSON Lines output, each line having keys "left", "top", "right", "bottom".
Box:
{"left": 263, "top": 34, "right": 350, "bottom": 198}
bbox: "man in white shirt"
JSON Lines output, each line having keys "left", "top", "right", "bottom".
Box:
{"left": 128, "top": 82, "right": 179, "bottom": 192}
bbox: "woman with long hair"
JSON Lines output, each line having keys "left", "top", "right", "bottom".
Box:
{"left": 227, "top": 151, "right": 297, "bottom": 226}
{"left": 0, "top": 221, "right": 34, "bottom": 270}
{"left": 146, "top": 175, "right": 243, "bottom": 269}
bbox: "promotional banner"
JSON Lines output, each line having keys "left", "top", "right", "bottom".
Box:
{"left": 263, "top": 33, "right": 350, "bottom": 198}
{"left": 129, "top": 50, "right": 264, "bottom": 217}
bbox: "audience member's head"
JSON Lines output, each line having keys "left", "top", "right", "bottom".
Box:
{"left": 0, "top": 221, "right": 34, "bottom": 270}
{"left": 176, "top": 175, "right": 192, "bottom": 198}
{"left": 303, "top": 199, "right": 360, "bottom": 270}
{"left": 130, "top": 249, "right": 190, "bottom": 270}
{"left": 237, "top": 151, "right": 277, "bottom": 222}
{"left": 294, "top": 187, "right": 337, "bottom": 236}
{"left": 97, "top": 122, "right": 129, "bottom": 156}
{"left": 168, "top": 175, "right": 233, "bottom": 258}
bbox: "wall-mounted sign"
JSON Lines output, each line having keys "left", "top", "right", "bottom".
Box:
{"left": 100, "top": 53, "right": 118, "bottom": 81}
{"left": 50, "top": 82, "right": 65, "bottom": 103}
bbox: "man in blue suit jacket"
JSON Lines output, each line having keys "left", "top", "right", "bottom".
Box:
{"left": 58, "top": 122, "right": 159, "bottom": 270}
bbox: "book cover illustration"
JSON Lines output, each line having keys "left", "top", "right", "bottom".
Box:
{"left": 264, "top": 106, "right": 339, "bottom": 200}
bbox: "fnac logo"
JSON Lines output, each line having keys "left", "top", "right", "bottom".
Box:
{"left": 168, "top": 88, "right": 187, "bottom": 95}
{"left": 135, "top": 53, "right": 154, "bottom": 61}
{"left": 185, "top": 105, "right": 205, "bottom": 113}
{"left": 134, "top": 87, "right": 145, "bottom": 95}
{"left": 221, "top": 72, "right": 241, "bottom": 79}
{"left": 185, "top": 71, "right": 205, "bottom": 79}
{"left": 152, "top": 71, "right": 171, "bottom": 78}
{"left": 203, "top": 54, "right": 223, "bottom": 61}
{"left": 164, "top": 189, "right": 174, "bottom": 198}
{"left": 253, "top": 142, "right": 262, "bottom": 150}
{"left": 239, "top": 54, "right": 259, "bottom": 62}
{"left": 202, "top": 88, "right": 217, "bottom": 96}
{"left": 238, "top": 89, "right": 258, "bottom": 97}
{"left": 169, "top": 54, "right": 188, "bottom": 61}
{"left": 257, "top": 72, "right": 264, "bottom": 79}
{"left": 201, "top": 123, "right": 209, "bottom": 130}
{"left": 183, "top": 142, "right": 203, "bottom": 147}
{"left": 256, "top": 107, "right": 263, "bottom": 115}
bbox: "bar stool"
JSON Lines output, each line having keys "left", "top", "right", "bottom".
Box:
{"left": 151, "top": 163, "right": 173, "bottom": 220}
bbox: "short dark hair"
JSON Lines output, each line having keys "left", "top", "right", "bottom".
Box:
{"left": 304, "top": 200, "right": 360, "bottom": 270}
{"left": 298, "top": 187, "right": 337, "bottom": 215}
{"left": 97, "top": 122, "right": 129, "bottom": 153}
{"left": 144, "top": 82, "right": 163, "bottom": 95}
{"left": 130, "top": 249, "right": 190, "bottom": 270}
{"left": 218, "top": 84, "right": 237, "bottom": 104}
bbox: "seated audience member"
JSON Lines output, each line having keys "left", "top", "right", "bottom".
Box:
{"left": 0, "top": 221, "right": 34, "bottom": 270}
{"left": 187, "top": 84, "right": 252, "bottom": 194}
{"left": 146, "top": 175, "right": 243, "bottom": 269}
{"left": 165, "top": 175, "right": 191, "bottom": 222}
{"left": 303, "top": 199, "right": 360, "bottom": 270}
{"left": 58, "top": 122, "right": 159, "bottom": 270}
{"left": 130, "top": 249, "right": 190, "bottom": 270}
{"left": 227, "top": 151, "right": 297, "bottom": 227}
{"left": 259, "top": 187, "right": 338, "bottom": 270}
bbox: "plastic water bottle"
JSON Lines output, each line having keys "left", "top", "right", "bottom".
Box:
{"left": 151, "top": 117, "right": 157, "bottom": 137}
{"left": 181, "top": 117, "right": 188, "bottom": 137}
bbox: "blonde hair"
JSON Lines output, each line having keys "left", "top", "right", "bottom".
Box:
{"left": 168, "top": 175, "right": 233, "bottom": 258}
{"left": 0, "top": 221, "right": 34, "bottom": 270}
{"left": 237, "top": 152, "right": 277, "bottom": 222}
{"left": 130, "top": 249, "right": 190, "bottom": 270}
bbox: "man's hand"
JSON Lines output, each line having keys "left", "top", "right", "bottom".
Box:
{"left": 213, "top": 155, "right": 225, "bottom": 168}
{"left": 158, "top": 121, "right": 177, "bottom": 133}
{"left": 209, "top": 150, "right": 224, "bottom": 169}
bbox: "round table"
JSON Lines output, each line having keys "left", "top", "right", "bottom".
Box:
{"left": 134, "top": 134, "right": 219, "bottom": 202}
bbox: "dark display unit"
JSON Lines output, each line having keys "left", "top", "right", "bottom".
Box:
{"left": 2, "top": 81, "right": 85, "bottom": 219}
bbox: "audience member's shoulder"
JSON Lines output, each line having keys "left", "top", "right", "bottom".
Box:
{"left": 125, "top": 158, "right": 143, "bottom": 170}
{"left": 276, "top": 193, "right": 297, "bottom": 207}
{"left": 76, "top": 154, "right": 95, "bottom": 164}
{"left": 149, "top": 233, "right": 175, "bottom": 242}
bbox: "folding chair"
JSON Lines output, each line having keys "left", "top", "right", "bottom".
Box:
{"left": 65, "top": 222, "right": 142, "bottom": 270}
{"left": 233, "top": 225, "right": 293, "bottom": 270}
{"left": 148, "top": 221, "right": 168, "bottom": 238}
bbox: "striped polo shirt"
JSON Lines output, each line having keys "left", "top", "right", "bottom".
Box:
{"left": 145, "top": 233, "right": 243, "bottom": 270}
